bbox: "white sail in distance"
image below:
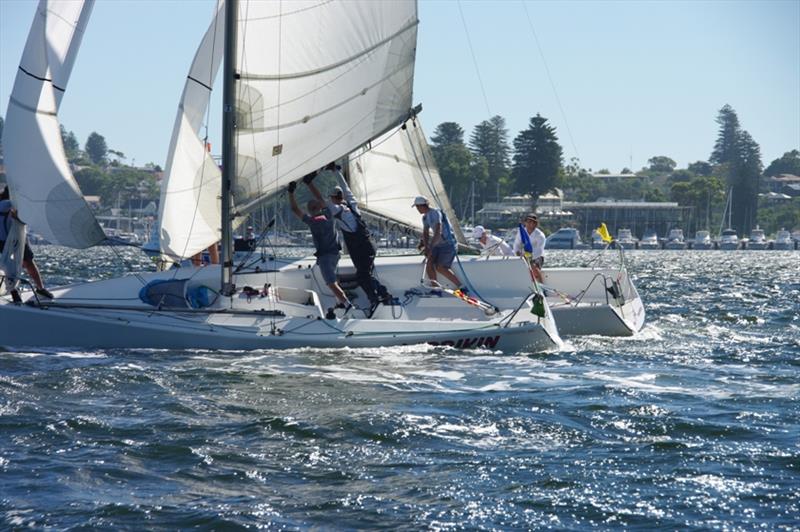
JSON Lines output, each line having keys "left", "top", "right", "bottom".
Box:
{"left": 2, "top": 0, "right": 105, "bottom": 248}
{"left": 158, "top": 0, "right": 225, "bottom": 260}
{"left": 231, "top": 0, "right": 418, "bottom": 218}
{"left": 348, "top": 119, "right": 465, "bottom": 244}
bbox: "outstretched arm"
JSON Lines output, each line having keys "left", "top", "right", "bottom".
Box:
{"left": 287, "top": 183, "right": 303, "bottom": 219}
{"left": 306, "top": 181, "right": 325, "bottom": 203}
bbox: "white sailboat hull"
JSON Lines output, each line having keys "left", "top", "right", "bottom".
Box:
{"left": 541, "top": 267, "right": 645, "bottom": 337}
{"left": 0, "top": 256, "right": 562, "bottom": 353}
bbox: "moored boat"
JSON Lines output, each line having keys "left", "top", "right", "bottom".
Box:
{"left": 638, "top": 229, "right": 660, "bottom": 250}
{"left": 691, "top": 230, "right": 713, "bottom": 250}
{"left": 719, "top": 228, "right": 740, "bottom": 250}
{"left": 664, "top": 228, "right": 687, "bottom": 250}
{"left": 773, "top": 228, "right": 793, "bottom": 250}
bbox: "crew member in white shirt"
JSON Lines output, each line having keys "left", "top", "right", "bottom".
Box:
{"left": 472, "top": 225, "right": 512, "bottom": 256}
{"left": 512, "top": 214, "right": 546, "bottom": 282}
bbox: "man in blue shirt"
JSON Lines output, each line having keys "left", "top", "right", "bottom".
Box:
{"left": 413, "top": 195, "right": 466, "bottom": 291}
{"left": 287, "top": 180, "right": 349, "bottom": 309}
{"left": 0, "top": 185, "right": 52, "bottom": 298}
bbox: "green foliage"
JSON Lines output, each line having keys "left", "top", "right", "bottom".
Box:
{"left": 670, "top": 174, "right": 726, "bottom": 228}
{"left": 757, "top": 197, "right": 800, "bottom": 234}
{"left": 85, "top": 132, "right": 108, "bottom": 165}
{"left": 647, "top": 155, "right": 677, "bottom": 173}
{"left": 669, "top": 169, "right": 693, "bottom": 183}
{"left": 511, "top": 114, "right": 563, "bottom": 199}
{"left": 709, "top": 105, "right": 763, "bottom": 234}
{"left": 60, "top": 125, "right": 80, "bottom": 160}
{"left": 74, "top": 167, "right": 107, "bottom": 196}
{"left": 469, "top": 115, "right": 511, "bottom": 203}
{"left": 430, "top": 122, "right": 481, "bottom": 219}
{"left": 688, "top": 161, "right": 712, "bottom": 176}
{"left": 710, "top": 104, "right": 740, "bottom": 166}
{"left": 430, "top": 122, "right": 464, "bottom": 147}
{"left": 764, "top": 149, "right": 800, "bottom": 177}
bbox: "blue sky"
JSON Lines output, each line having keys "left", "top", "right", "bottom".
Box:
{"left": 1, "top": 0, "right": 798, "bottom": 173}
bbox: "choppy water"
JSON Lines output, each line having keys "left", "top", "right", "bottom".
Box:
{"left": 1, "top": 247, "right": 798, "bottom": 530}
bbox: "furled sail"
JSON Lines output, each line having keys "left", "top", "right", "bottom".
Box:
{"left": 231, "top": 0, "right": 418, "bottom": 218}
{"left": 158, "top": 0, "right": 225, "bottom": 260}
{"left": 347, "top": 119, "right": 466, "bottom": 244}
{"left": 2, "top": 0, "right": 105, "bottom": 248}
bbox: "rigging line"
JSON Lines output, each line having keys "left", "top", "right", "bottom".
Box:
{"left": 520, "top": 1, "right": 581, "bottom": 161}
{"left": 456, "top": 0, "right": 492, "bottom": 117}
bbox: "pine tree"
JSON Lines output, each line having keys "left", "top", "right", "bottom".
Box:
{"left": 469, "top": 115, "right": 511, "bottom": 202}
{"left": 430, "top": 122, "right": 477, "bottom": 218}
{"left": 511, "top": 114, "right": 563, "bottom": 200}
{"left": 709, "top": 105, "right": 762, "bottom": 234}
{"left": 85, "top": 131, "right": 108, "bottom": 165}
{"left": 710, "top": 104, "right": 740, "bottom": 166}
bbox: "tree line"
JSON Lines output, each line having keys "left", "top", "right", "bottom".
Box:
{"left": 428, "top": 106, "right": 800, "bottom": 235}
{"left": 0, "top": 117, "right": 161, "bottom": 210}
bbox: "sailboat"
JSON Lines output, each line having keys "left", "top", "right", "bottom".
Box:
{"left": 718, "top": 188, "right": 739, "bottom": 250}
{"left": 0, "top": 0, "right": 562, "bottom": 353}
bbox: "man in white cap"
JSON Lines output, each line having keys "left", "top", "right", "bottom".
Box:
{"left": 472, "top": 225, "right": 512, "bottom": 256}
{"left": 413, "top": 195, "right": 466, "bottom": 291}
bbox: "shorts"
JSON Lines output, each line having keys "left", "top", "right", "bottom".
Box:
{"left": 531, "top": 256, "right": 544, "bottom": 268}
{"left": 316, "top": 253, "right": 340, "bottom": 284}
{"left": 430, "top": 243, "right": 456, "bottom": 269}
{"left": 0, "top": 240, "right": 34, "bottom": 261}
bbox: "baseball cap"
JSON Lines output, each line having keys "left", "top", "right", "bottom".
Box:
{"left": 412, "top": 195, "right": 429, "bottom": 207}
{"left": 330, "top": 186, "right": 343, "bottom": 197}
{"left": 472, "top": 225, "right": 486, "bottom": 239}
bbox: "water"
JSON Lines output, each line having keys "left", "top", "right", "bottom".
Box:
{"left": 2, "top": 248, "right": 798, "bottom": 530}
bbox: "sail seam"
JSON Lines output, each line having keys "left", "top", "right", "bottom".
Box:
{"left": 8, "top": 96, "right": 57, "bottom": 117}
{"left": 238, "top": 19, "right": 418, "bottom": 81}
{"left": 18, "top": 66, "right": 65, "bottom": 92}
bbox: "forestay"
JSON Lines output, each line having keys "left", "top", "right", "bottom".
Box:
{"left": 2, "top": 0, "right": 105, "bottom": 248}
{"left": 158, "top": 0, "right": 225, "bottom": 260}
{"left": 231, "top": 0, "right": 418, "bottom": 217}
{"left": 348, "top": 119, "right": 466, "bottom": 244}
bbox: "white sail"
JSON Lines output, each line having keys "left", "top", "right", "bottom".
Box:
{"left": 1, "top": 0, "right": 105, "bottom": 248}
{"left": 348, "top": 119, "right": 465, "bottom": 244}
{"left": 158, "top": 0, "right": 225, "bottom": 260}
{"left": 231, "top": 0, "right": 418, "bottom": 217}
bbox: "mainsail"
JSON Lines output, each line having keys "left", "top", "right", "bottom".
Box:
{"left": 231, "top": 0, "right": 418, "bottom": 216}
{"left": 2, "top": 0, "right": 105, "bottom": 248}
{"left": 159, "top": 0, "right": 418, "bottom": 259}
{"left": 348, "top": 119, "right": 466, "bottom": 244}
{"left": 158, "top": 0, "right": 225, "bottom": 260}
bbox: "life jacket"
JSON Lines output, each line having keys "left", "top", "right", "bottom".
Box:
{"left": 334, "top": 200, "right": 374, "bottom": 255}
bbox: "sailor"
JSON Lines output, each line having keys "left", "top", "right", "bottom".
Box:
{"left": 287, "top": 180, "right": 350, "bottom": 309}
{"left": 0, "top": 185, "right": 53, "bottom": 298}
{"left": 512, "top": 213, "right": 546, "bottom": 282}
{"left": 472, "top": 225, "right": 512, "bottom": 256}
{"left": 413, "top": 195, "right": 467, "bottom": 292}
{"left": 304, "top": 163, "right": 391, "bottom": 311}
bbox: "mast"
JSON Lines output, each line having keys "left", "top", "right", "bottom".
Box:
{"left": 220, "top": 0, "right": 238, "bottom": 296}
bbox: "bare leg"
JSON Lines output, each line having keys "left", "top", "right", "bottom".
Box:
{"left": 328, "top": 282, "right": 349, "bottom": 305}
{"left": 23, "top": 259, "right": 45, "bottom": 290}
{"left": 425, "top": 260, "right": 438, "bottom": 286}
{"left": 208, "top": 244, "right": 219, "bottom": 265}
{"left": 532, "top": 264, "right": 543, "bottom": 283}
{"left": 191, "top": 252, "right": 202, "bottom": 266}
{"left": 436, "top": 265, "right": 462, "bottom": 288}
